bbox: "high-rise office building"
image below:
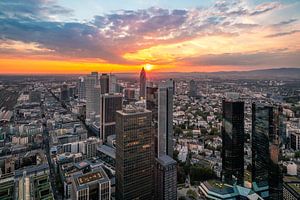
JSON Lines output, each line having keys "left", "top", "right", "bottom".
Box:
{"left": 68, "top": 86, "right": 76, "bottom": 99}
{"left": 221, "top": 99, "right": 244, "bottom": 185}
{"left": 100, "top": 73, "right": 110, "bottom": 94}
{"left": 71, "top": 168, "right": 111, "bottom": 200}
{"left": 115, "top": 106, "right": 153, "bottom": 200}
{"left": 77, "top": 76, "right": 86, "bottom": 101}
{"left": 60, "top": 83, "right": 69, "bottom": 102}
{"left": 146, "top": 86, "right": 159, "bottom": 121}
{"left": 124, "top": 88, "right": 135, "bottom": 100}
{"left": 139, "top": 67, "right": 147, "bottom": 99}
{"left": 189, "top": 80, "right": 197, "bottom": 97}
{"left": 158, "top": 79, "right": 174, "bottom": 157}
{"left": 146, "top": 86, "right": 159, "bottom": 156}
{"left": 155, "top": 79, "right": 177, "bottom": 200}
{"left": 252, "top": 103, "right": 283, "bottom": 199}
{"left": 154, "top": 155, "right": 177, "bottom": 200}
{"left": 100, "top": 93, "right": 123, "bottom": 141}
{"left": 85, "top": 72, "right": 100, "bottom": 122}
{"left": 109, "top": 74, "right": 117, "bottom": 93}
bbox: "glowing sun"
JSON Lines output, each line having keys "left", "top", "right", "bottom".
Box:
{"left": 144, "top": 64, "right": 153, "bottom": 71}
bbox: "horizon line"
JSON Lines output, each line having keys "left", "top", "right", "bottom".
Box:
{"left": 0, "top": 67, "right": 298, "bottom": 76}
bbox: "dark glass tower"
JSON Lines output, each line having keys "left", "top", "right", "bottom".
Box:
{"left": 100, "top": 93, "right": 123, "bottom": 142}
{"left": 146, "top": 86, "right": 159, "bottom": 156}
{"left": 221, "top": 99, "right": 244, "bottom": 185}
{"left": 158, "top": 79, "right": 174, "bottom": 157}
{"left": 115, "top": 106, "right": 153, "bottom": 200}
{"left": 100, "top": 73, "right": 110, "bottom": 94}
{"left": 252, "top": 103, "right": 283, "bottom": 199}
{"left": 139, "top": 67, "right": 147, "bottom": 99}
{"left": 60, "top": 83, "right": 69, "bottom": 102}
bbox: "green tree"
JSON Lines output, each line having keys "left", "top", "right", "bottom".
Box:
{"left": 173, "top": 150, "right": 179, "bottom": 161}
{"left": 186, "top": 130, "right": 193, "bottom": 138}
{"left": 190, "top": 165, "right": 215, "bottom": 185}
{"left": 177, "top": 166, "right": 186, "bottom": 184}
{"left": 210, "top": 127, "right": 219, "bottom": 135}
{"left": 174, "top": 127, "right": 183, "bottom": 136}
{"left": 295, "top": 151, "right": 300, "bottom": 158}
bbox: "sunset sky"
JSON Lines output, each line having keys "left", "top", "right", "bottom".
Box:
{"left": 0, "top": 0, "right": 300, "bottom": 74}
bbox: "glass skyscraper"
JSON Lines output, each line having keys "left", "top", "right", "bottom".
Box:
{"left": 158, "top": 79, "right": 174, "bottom": 157}
{"left": 252, "top": 103, "right": 283, "bottom": 199}
{"left": 100, "top": 93, "right": 123, "bottom": 142}
{"left": 221, "top": 99, "right": 244, "bottom": 185}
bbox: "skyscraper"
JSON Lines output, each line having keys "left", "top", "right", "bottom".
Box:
{"left": 85, "top": 72, "right": 100, "bottom": 122}
{"left": 158, "top": 79, "right": 174, "bottom": 157}
{"left": 154, "top": 155, "right": 177, "bottom": 200}
{"left": 221, "top": 99, "right": 244, "bottom": 185}
{"left": 100, "top": 93, "right": 123, "bottom": 142}
{"left": 146, "top": 86, "right": 158, "bottom": 156}
{"left": 139, "top": 67, "right": 147, "bottom": 99}
{"left": 252, "top": 103, "right": 283, "bottom": 199}
{"left": 155, "top": 79, "right": 177, "bottom": 200}
{"left": 146, "top": 86, "right": 159, "bottom": 121}
{"left": 60, "top": 83, "right": 69, "bottom": 102}
{"left": 189, "top": 80, "right": 197, "bottom": 97}
{"left": 115, "top": 106, "right": 153, "bottom": 200}
{"left": 124, "top": 88, "right": 135, "bottom": 101}
{"left": 109, "top": 74, "right": 117, "bottom": 93}
{"left": 100, "top": 73, "right": 110, "bottom": 94}
{"left": 77, "top": 76, "right": 86, "bottom": 101}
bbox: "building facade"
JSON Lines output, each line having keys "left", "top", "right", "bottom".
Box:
{"left": 115, "top": 106, "right": 153, "bottom": 200}
{"left": 252, "top": 103, "right": 283, "bottom": 199}
{"left": 85, "top": 72, "right": 100, "bottom": 122}
{"left": 77, "top": 76, "right": 86, "bottom": 101}
{"left": 158, "top": 79, "right": 174, "bottom": 157}
{"left": 154, "top": 155, "right": 177, "bottom": 200}
{"left": 100, "top": 73, "right": 110, "bottom": 94}
{"left": 100, "top": 93, "right": 123, "bottom": 141}
{"left": 139, "top": 67, "right": 147, "bottom": 99}
{"left": 71, "top": 168, "right": 111, "bottom": 200}
{"left": 189, "top": 80, "right": 197, "bottom": 97}
{"left": 221, "top": 99, "right": 244, "bottom": 185}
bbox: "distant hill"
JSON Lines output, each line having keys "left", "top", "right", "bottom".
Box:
{"left": 209, "top": 68, "right": 300, "bottom": 78}
{"left": 143, "top": 68, "right": 300, "bottom": 80}
{"left": 1, "top": 68, "right": 299, "bottom": 81}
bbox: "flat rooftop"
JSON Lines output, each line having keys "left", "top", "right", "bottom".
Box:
{"left": 77, "top": 171, "right": 103, "bottom": 185}
{"left": 156, "top": 155, "right": 177, "bottom": 166}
